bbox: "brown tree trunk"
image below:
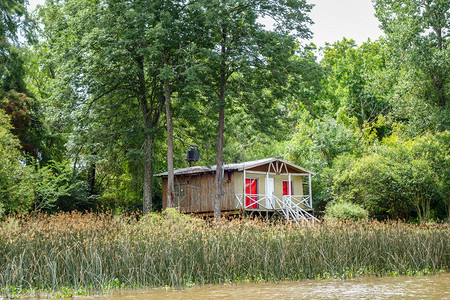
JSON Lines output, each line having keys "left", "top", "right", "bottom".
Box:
{"left": 415, "top": 202, "right": 422, "bottom": 223}
{"left": 87, "top": 162, "right": 96, "bottom": 195}
{"left": 87, "top": 152, "right": 97, "bottom": 197}
{"left": 136, "top": 54, "right": 158, "bottom": 215}
{"left": 214, "top": 27, "right": 228, "bottom": 222}
{"left": 164, "top": 76, "right": 175, "bottom": 209}
{"left": 215, "top": 105, "right": 225, "bottom": 222}
{"left": 424, "top": 198, "right": 431, "bottom": 222}
{"left": 143, "top": 136, "right": 154, "bottom": 214}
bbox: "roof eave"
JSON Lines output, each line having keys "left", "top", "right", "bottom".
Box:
{"left": 235, "top": 158, "right": 277, "bottom": 171}
{"left": 236, "top": 158, "right": 315, "bottom": 175}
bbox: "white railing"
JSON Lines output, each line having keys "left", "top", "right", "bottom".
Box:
{"left": 282, "top": 195, "right": 312, "bottom": 210}
{"left": 235, "top": 194, "right": 275, "bottom": 210}
{"left": 235, "top": 194, "right": 319, "bottom": 224}
{"left": 280, "top": 195, "right": 319, "bottom": 224}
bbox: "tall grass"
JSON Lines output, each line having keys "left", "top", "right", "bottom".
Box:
{"left": 0, "top": 210, "right": 448, "bottom": 296}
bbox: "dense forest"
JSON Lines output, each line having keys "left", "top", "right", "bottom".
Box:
{"left": 1, "top": 0, "right": 448, "bottom": 222}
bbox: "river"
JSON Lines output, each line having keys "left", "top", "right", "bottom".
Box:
{"left": 87, "top": 273, "right": 449, "bottom": 299}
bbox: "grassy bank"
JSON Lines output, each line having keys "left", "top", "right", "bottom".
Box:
{"left": 0, "top": 210, "right": 448, "bottom": 297}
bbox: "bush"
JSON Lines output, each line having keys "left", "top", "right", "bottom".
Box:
{"left": 331, "top": 131, "right": 449, "bottom": 221}
{"left": 0, "top": 109, "right": 35, "bottom": 214}
{"left": 324, "top": 201, "right": 368, "bottom": 221}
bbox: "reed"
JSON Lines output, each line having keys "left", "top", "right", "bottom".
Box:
{"left": 0, "top": 210, "right": 448, "bottom": 296}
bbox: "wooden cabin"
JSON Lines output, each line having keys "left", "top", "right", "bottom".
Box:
{"left": 155, "top": 158, "right": 318, "bottom": 222}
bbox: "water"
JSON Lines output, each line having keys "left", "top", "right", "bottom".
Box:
{"left": 89, "top": 274, "right": 449, "bottom": 299}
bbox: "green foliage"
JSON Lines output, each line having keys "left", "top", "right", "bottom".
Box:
{"left": 33, "top": 0, "right": 317, "bottom": 213}
{"left": 1, "top": 0, "right": 31, "bottom": 91}
{"left": 0, "top": 0, "right": 447, "bottom": 221}
{"left": 0, "top": 89, "right": 56, "bottom": 163}
{"left": 0, "top": 108, "right": 95, "bottom": 215}
{"left": 98, "top": 169, "right": 145, "bottom": 213}
{"left": 1, "top": 0, "right": 53, "bottom": 164}
{"left": 373, "top": 0, "right": 450, "bottom": 134}
{"left": 282, "top": 114, "right": 362, "bottom": 210}
{"left": 332, "top": 131, "right": 449, "bottom": 221}
{"left": 33, "top": 161, "right": 72, "bottom": 211}
{"left": 284, "top": 114, "right": 361, "bottom": 170}
{"left": 36, "top": 0, "right": 178, "bottom": 211}
{"left": 53, "top": 180, "right": 92, "bottom": 212}
{"left": 321, "top": 39, "right": 391, "bottom": 129}
{"left": 0, "top": 109, "right": 34, "bottom": 215}
{"left": 332, "top": 154, "right": 400, "bottom": 218}
{"left": 177, "top": 0, "right": 315, "bottom": 170}
{"left": 324, "top": 201, "right": 368, "bottom": 222}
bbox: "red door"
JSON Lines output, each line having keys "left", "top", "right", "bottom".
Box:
{"left": 283, "top": 181, "right": 293, "bottom": 196}
{"left": 245, "top": 178, "right": 258, "bottom": 209}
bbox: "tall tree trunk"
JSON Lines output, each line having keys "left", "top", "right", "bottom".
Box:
{"left": 87, "top": 151, "right": 97, "bottom": 197}
{"left": 143, "top": 136, "right": 154, "bottom": 214}
{"left": 136, "top": 54, "right": 155, "bottom": 215}
{"left": 214, "top": 27, "right": 227, "bottom": 222}
{"left": 215, "top": 105, "right": 225, "bottom": 221}
{"left": 87, "top": 163, "right": 96, "bottom": 195}
{"left": 164, "top": 76, "right": 175, "bottom": 209}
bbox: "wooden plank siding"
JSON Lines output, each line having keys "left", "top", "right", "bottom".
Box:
{"left": 158, "top": 159, "right": 313, "bottom": 214}
{"left": 162, "top": 171, "right": 236, "bottom": 213}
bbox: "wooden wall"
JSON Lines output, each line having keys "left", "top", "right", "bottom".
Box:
{"left": 161, "top": 171, "right": 236, "bottom": 213}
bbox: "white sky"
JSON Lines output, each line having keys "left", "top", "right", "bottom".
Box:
{"left": 308, "top": 0, "right": 383, "bottom": 46}
{"left": 28, "top": 0, "right": 383, "bottom": 47}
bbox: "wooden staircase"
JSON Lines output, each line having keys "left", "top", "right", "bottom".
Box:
{"left": 274, "top": 205, "right": 319, "bottom": 224}
{"left": 273, "top": 195, "right": 319, "bottom": 224}
{"left": 235, "top": 194, "right": 319, "bottom": 224}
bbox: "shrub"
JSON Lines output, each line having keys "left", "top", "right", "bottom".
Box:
{"left": 331, "top": 131, "right": 449, "bottom": 221}
{"left": 0, "top": 109, "right": 35, "bottom": 214}
{"left": 324, "top": 201, "right": 368, "bottom": 221}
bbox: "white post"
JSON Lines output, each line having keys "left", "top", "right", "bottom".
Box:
{"left": 288, "top": 173, "right": 291, "bottom": 209}
{"left": 266, "top": 171, "right": 269, "bottom": 209}
{"left": 308, "top": 173, "right": 312, "bottom": 208}
{"left": 243, "top": 169, "right": 246, "bottom": 209}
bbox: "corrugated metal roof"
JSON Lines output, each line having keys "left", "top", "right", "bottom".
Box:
{"left": 154, "top": 158, "right": 314, "bottom": 177}
{"left": 212, "top": 158, "right": 276, "bottom": 171}
{"left": 154, "top": 166, "right": 212, "bottom": 177}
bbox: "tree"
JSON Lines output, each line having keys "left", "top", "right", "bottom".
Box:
{"left": 1, "top": 0, "right": 52, "bottom": 163}
{"left": 193, "top": 0, "right": 313, "bottom": 221}
{"left": 320, "top": 38, "right": 391, "bottom": 131}
{"left": 38, "top": 0, "right": 169, "bottom": 213}
{"left": 331, "top": 132, "right": 449, "bottom": 221}
{"left": 332, "top": 153, "right": 411, "bottom": 219}
{"left": 373, "top": 0, "right": 450, "bottom": 134}
{"left": 0, "top": 108, "right": 34, "bottom": 215}
{"left": 1, "top": 0, "right": 30, "bottom": 92}
{"left": 283, "top": 114, "right": 362, "bottom": 210}
{"left": 157, "top": 0, "right": 206, "bottom": 209}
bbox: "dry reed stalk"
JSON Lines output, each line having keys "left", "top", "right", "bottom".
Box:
{"left": 0, "top": 211, "right": 448, "bottom": 297}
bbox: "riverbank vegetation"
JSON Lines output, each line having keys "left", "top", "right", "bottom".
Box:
{"left": 0, "top": 0, "right": 449, "bottom": 222}
{"left": 0, "top": 211, "right": 448, "bottom": 297}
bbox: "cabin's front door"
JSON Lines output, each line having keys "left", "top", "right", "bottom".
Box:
{"left": 266, "top": 177, "right": 274, "bottom": 209}
{"left": 245, "top": 178, "right": 258, "bottom": 209}
{"left": 283, "top": 181, "right": 293, "bottom": 196}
